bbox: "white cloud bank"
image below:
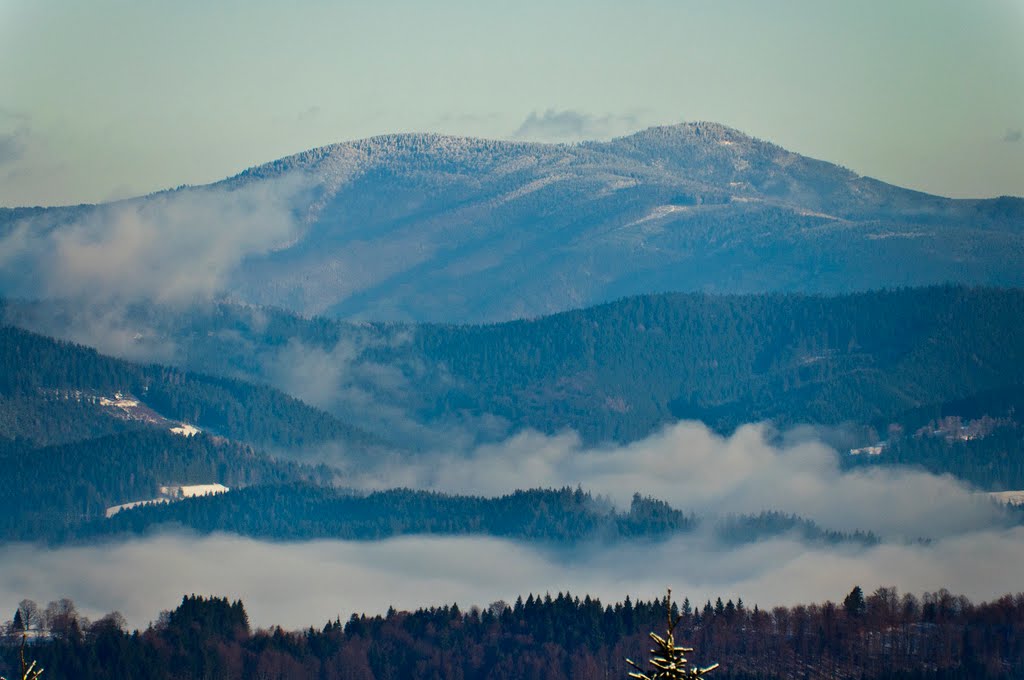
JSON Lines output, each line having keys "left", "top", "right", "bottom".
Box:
{"left": 0, "top": 421, "right": 994, "bottom": 632}
{"left": 342, "top": 421, "right": 1005, "bottom": 540}
{"left": 0, "top": 174, "right": 309, "bottom": 306}
{"left": 1, "top": 528, "right": 1022, "bottom": 631}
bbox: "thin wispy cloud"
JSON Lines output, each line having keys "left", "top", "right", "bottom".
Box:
{"left": 297, "top": 106, "right": 322, "bottom": 123}
{"left": 512, "top": 109, "right": 643, "bottom": 142}
{"left": 0, "top": 129, "right": 28, "bottom": 166}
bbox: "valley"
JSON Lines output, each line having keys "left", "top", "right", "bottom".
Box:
{"left": 1, "top": 125, "right": 1022, "bottom": 680}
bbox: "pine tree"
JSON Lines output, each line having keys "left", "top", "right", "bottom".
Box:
{"left": 11, "top": 609, "right": 23, "bottom": 633}
{"left": 844, "top": 586, "right": 866, "bottom": 619}
{"left": 626, "top": 589, "right": 718, "bottom": 679}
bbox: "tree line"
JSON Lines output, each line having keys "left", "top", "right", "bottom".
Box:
{"left": 33, "top": 481, "right": 885, "bottom": 547}
{"left": 3, "top": 587, "right": 1022, "bottom": 679}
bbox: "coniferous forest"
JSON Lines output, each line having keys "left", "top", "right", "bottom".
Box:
{"left": 3, "top": 589, "right": 1023, "bottom": 680}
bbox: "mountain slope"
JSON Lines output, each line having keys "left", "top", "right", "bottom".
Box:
{"left": 230, "top": 124, "right": 1024, "bottom": 321}
{"left": 0, "top": 430, "right": 329, "bottom": 541}
{"left": 0, "top": 325, "right": 377, "bottom": 449}
{"left": 383, "top": 286, "right": 1024, "bottom": 440}
{"left": 13, "top": 287, "right": 1021, "bottom": 447}
{"left": 3, "top": 123, "right": 1022, "bottom": 322}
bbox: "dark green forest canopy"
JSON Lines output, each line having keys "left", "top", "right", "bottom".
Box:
{"left": 3, "top": 287, "right": 1024, "bottom": 512}
{"left": 82, "top": 485, "right": 878, "bottom": 547}
{"left": 0, "top": 430, "right": 331, "bottom": 541}
{"left": 83, "top": 485, "right": 700, "bottom": 544}
{"left": 70, "top": 285, "right": 1024, "bottom": 443}
{"left": 399, "top": 286, "right": 1024, "bottom": 440}
{"left": 6, "top": 286, "right": 1024, "bottom": 443}
{"left": 3, "top": 460, "right": 890, "bottom": 546}
{"left": 0, "top": 325, "right": 377, "bottom": 449}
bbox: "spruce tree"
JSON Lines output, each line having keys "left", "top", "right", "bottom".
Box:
{"left": 626, "top": 589, "right": 718, "bottom": 679}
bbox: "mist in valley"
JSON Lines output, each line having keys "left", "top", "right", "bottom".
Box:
{"left": 2, "top": 525, "right": 1022, "bottom": 631}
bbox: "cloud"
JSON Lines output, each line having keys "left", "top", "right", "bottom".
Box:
{"left": 0, "top": 128, "right": 28, "bottom": 166}
{"left": 0, "top": 414, "right": 1012, "bottom": 632}
{"left": 102, "top": 183, "right": 145, "bottom": 203}
{"left": 1, "top": 528, "right": 1022, "bottom": 631}
{"left": 343, "top": 421, "right": 1005, "bottom": 540}
{"left": 512, "top": 109, "right": 642, "bottom": 142}
{"left": 263, "top": 336, "right": 512, "bottom": 453}
{"left": 0, "top": 173, "right": 311, "bottom": 306}
{"left": 297, "top": 106, "right": 322, "bottom": 123}
{"left": 1004, "top": 129, "right": 1023, "bottom": 143}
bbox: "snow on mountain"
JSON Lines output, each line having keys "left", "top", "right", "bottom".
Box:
{"left": 3, "top": 123, "right": 1022, "bottom": 322}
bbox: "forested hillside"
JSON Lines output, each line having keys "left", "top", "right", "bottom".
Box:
{"left": 86, "top": 486, "right": 696, "bottom": 543}
{"left": 401, "top": 286, "right": 1024, "bottom": 440}
{"left": 0, "top": 430, "right": 331, "bottom": 541}
{"left": 5, "top": 287, "right": 1023, "bottom": 490}
{"left": 0, "top": 325, "right": 376, "bottom": 448}
{"left": 845, "top": 425, "right": 1024, "bottom": 490}
{"left": 50, "top": 286, "right": 1021, "bottom": 444}
{"left": 13, "top": 474, "right": 886, "bottom": 547}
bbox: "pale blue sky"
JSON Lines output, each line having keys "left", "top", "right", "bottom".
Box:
{"left": 1, "top": 0, "right": 1022, "bottom": 206}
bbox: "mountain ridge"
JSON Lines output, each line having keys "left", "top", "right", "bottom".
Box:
{"left": 2, "top": 123, "right": 1022, "bottom": 321}
{"left": 11, "top": 286, "right": 1021, "bottom": 452}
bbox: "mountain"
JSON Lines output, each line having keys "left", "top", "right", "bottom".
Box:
{"left": 3, "top": 123, "right": 1023, "bottom": 322}
{"left": 395, "top": 287, "right": 1024, "bottom": 439}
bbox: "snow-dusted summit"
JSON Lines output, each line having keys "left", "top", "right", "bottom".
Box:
{"left": 4, "top": 123, "right": 1023, "bottom": 321}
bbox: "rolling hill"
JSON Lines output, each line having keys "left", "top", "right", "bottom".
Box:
{"left": 0, "top": 325, "right": 377, "bottom": 449}
{"left": 10, "top": 287, "right": 1022, "bottom": 448}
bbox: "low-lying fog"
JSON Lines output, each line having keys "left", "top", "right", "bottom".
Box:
{"left": 335, "top": 421, "right": 1007, "bottom": 541}
{"left": 4, "top": 420, "right": 1019, "bottom": 631}
{"left": 2, "top": 527, "right": 1022, "bottom": 631}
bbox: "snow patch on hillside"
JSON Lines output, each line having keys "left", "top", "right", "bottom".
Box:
{"left": 105, "top": 483, "right": 229, "bottom": 518}
{"left": 493, "top": 174, "right": 569, "bottom": 205}
{"left": 105, "top": 498, "right": 170, "bottom": 518}
{"left": 624, "top": 204, "right": 693, "bottom": 228}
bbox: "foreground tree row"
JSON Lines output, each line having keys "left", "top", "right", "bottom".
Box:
{"left": 2, "top": 586, "right": 1023, "bottom": 679}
